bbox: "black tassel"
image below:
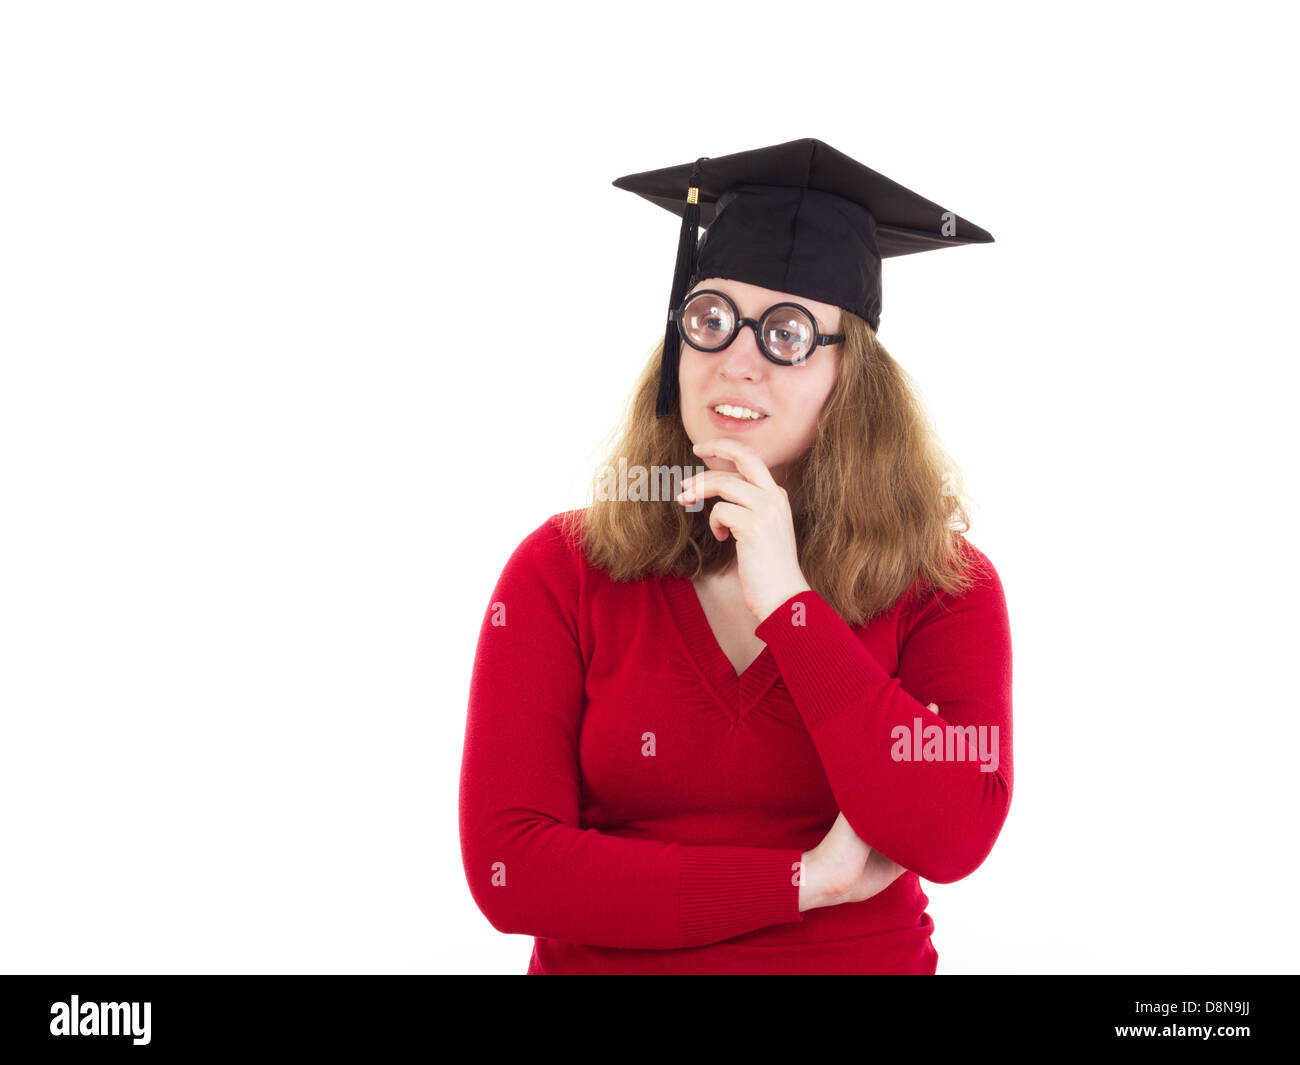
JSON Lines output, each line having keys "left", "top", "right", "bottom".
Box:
{"left": 655, "top": 157, "right": 707, "bottom": 419}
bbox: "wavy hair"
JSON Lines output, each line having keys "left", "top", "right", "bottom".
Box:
{"left": 560, "top": 309, "right": 979, "bottom": 624}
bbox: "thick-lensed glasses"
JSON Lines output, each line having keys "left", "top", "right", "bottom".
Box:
{"left": 669, "top": 289, "right": 844, "bottom": 366}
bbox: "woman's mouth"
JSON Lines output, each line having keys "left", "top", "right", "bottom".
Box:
{"left": 708, "top": 403, "right": 768, "bottom": 429}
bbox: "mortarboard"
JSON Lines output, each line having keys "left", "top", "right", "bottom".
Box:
{"left": 611, "top": 137, "right": 994, "bottom": 418}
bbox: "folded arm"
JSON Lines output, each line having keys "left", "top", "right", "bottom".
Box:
{"left": 459, "top": 517, "right": 806, "bottom": 950}
{"left": 754, "top": 543, "right": 1014, "bottom": 884}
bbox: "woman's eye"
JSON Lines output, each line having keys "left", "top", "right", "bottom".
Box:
{"left": 704, "top": 317, "right": 726, "bottom": 332}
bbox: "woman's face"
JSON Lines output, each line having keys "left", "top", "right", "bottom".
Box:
{"left": 677, "top": 276, "right": 841, "bottom": 483}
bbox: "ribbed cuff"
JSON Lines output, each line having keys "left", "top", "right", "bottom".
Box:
{"left": 678, "top": 847, "right": 805, "bottom": 947}
{"left": 754, "top": 590, "right": 891, "bottom": 731}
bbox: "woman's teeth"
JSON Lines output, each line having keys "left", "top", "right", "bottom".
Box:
{"left": 713, "top": 404, "right": 767, "bottom": 420}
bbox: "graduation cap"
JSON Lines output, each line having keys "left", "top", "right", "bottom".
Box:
{"left": 611, "top": 137, "right": 994, "bottom": 418}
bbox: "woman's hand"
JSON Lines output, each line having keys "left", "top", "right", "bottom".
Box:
{"left": 799, "top": 812, "right": 907, "bottom": 911}
{"left": 676, "top": 438, "right": 812, "bottom": 622}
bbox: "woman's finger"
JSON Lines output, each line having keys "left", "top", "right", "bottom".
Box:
{"left": 707, "top": 500, "right": 748, "bottom": 543}
{"left": 678, "top": 470, "right": 765, "bottom": 509}
{"left": 693, "top": 438, "right": 779, "bottom": 490}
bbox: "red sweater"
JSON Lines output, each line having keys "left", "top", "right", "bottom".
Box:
{"left": 458, "top": 510, "right": 1013, "bottom": 974}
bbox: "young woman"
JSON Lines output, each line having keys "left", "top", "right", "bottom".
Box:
{"left": 458, "top": 139, "right": 1013, "bottom": 974}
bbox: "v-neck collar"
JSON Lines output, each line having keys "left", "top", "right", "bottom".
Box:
{"left": 661, "top": 574, "right": 780, "bottom": 721}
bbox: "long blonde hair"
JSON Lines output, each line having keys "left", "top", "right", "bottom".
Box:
{"left": 560, "top": 310, "right": 979, "bottom": 624}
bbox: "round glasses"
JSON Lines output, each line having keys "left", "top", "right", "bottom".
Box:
{"left": 669, "top": 289, "right": 844, "bottom": 366}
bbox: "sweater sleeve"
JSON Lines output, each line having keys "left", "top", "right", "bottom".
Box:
{"left": 458, "top": 514, "right": 806, "bottom": 950}
{"left": 753, "top": 540, "right": 1013, "bottom": 885}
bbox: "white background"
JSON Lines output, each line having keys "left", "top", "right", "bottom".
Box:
{"left": 2, "top": 1, "right": 1296, "bottom": 975}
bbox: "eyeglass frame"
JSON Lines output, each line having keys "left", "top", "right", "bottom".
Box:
{"left": 669, "top": 288, "right": 845, "bottom": 366}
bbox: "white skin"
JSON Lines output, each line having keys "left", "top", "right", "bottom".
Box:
{"left": 677, "top": 275, "right": 841, "bottom": 492}
{"left": 674, "top": 275, "right": 906, "bottom": 912}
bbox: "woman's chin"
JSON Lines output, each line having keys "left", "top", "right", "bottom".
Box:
{"left": 703, "top": 457, "right": 739, "bottom": 473}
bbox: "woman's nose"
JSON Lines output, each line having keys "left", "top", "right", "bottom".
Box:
{"left": 719, "top": 323, "right": 766, "bottom": 376}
